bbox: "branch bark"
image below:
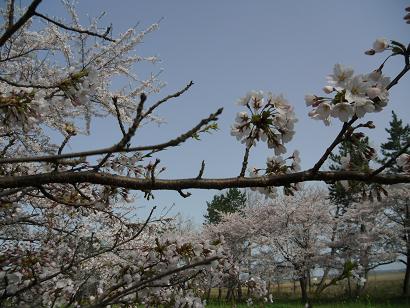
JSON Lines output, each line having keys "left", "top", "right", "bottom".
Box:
{"left": 0, "top": 0, "right": 42, "bottom": 47}
{"left": 0, "top": 170, "right": 408, "bottom": 191}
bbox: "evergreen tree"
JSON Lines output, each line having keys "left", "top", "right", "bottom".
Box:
{"left": 380, "top": 111, "right": 410, "bottom": 173}
{"left": 204, "top": 188, "right": 246, "bottom": 224}
{"left": 329, "top": 135, "right": 376, "bottom": 207}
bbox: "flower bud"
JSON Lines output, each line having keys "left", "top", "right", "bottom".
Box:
{"left": 372, "top": 38, "right": 389, "bottom": 53}
{"left": 322, "top": 86, "right": 334, "bottom": 94}
{"left": 364, "top": 49, "right": 376, "bottom": 55}
{"left": 304, "top": 94, "right": 316, "bottom": 106}
{"left": 364, "top": 121, "right": 375, "bottom": 129}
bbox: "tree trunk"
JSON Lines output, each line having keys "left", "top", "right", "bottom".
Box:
{"left": 347, "top": 276, "right": 352, "bottom": 298}
{"left": 403, "top": 252, "right": 410, "bottom": 296}
{"left": 299, "top": 276, "right": 310, "bottom": 306}
{"left": 226, "top": 287, "right": 231, "bottom": 301}
{"left": 218, "top": 286, "right": 222, "bottom": 301}
{"left": 237, "top": 280, "right": 242, "bottom": 301}
{"left": 403, "top": 202, "right": 410, "bottom": 296}
{"left": 277, "top": 281, "right": 280, "bottom": 295}
{"left": 205, "top": 287, "right": 211, "bottom": 301}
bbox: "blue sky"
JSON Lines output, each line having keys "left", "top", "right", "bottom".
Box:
{"left": 36, "top": 0, "right": 410, "bottom": 225}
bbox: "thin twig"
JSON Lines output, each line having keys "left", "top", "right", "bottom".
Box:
{"left": 0, "top": 75, "right": 60, "bottom": 89}
{"left": 239, "top": 145, "right": 251, "bottom": 177}
{"left": 150, "top": 159, "right": 160, "bottom": 184}
{"left": 196, "top": 160, "right": 205, "bottom": 179}
{"left": 178, "top": 190, "right": 192, "bottom": 198}
{"left": 310, "top": 117, "right": 357, "bottom": 173}
{"left": 94, "top": 256, "right": 218, "bottom": 307}
{"left": 0, "top": 107, "right": 223, "bottom": 164}
{"left": 58, "top": 135, "right": 71, "bottom": 155}
{"left": 142, "top": 81, "right": 193, "bottom": 120}
{"left": 112, "top": 97, "right": 126, "bottom": 137}
{"left": 94, "top": 93, "right": 147, "bottom": 170}
{"left": 372, "top": 142, "right": 410, "bottom": 176}
{"left": 33, "top": 11, "right": 115, "bottom": 42}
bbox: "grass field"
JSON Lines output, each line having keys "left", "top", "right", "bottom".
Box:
{"left": 206, "top": 271, "right": 410, "bottom": 307}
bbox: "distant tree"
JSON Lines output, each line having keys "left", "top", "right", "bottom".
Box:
{"left": 381, "top": 185, "right": 410, "bottom": 296}
{"left": 203, "top": 188, "right": 247, "bottom": 302}
{"left": 204, "top": 188, "right": 246, "bottom": 225}
{"left": 1, "top": 1, "right": 409, "bottom": 306}
{"left": 380, "top": 111, "right": 410, "bottom": 173}
{"left": 378, "top": 112, "right": 410, "bottom": 295}
{"left": 326, "top": 135, "right": 394, "bottom": 296}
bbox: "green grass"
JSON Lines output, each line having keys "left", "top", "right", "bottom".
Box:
{"left": 205, "top": 271, "right": 410, "bottom": 307}
{"left": 206, "top": 299, "right": 410, "bottom": 308}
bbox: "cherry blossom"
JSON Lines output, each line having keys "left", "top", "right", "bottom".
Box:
{"left": 397, "top": 154, "right": 410, "bottom": 172}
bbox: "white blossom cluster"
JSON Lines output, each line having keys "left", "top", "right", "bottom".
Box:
{"left": 306, "top": 39, "right": 392, "bottom": 125}
{"left": 0, "top": 2, "right": 163, "bottom": 158}
{"left": 249, "top": 150, "right": 301, "bottom": 198}
{"left": 231, "top": 91, "right": 297, "bottom": 155}
{"left": 397, "top": 153, "right": 410, "bottom": 173}
{"left": 0, "top": 185, "right": 230, "bottom": 307}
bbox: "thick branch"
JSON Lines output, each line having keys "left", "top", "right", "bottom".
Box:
{"left": 0, "top": 0, "right": 42, "bottom": 47}
{"left": 6, "top": 0, "right": 15, "bottom": 31}
{"left": 0, "top": 170, "right": 408, "bottom": 191}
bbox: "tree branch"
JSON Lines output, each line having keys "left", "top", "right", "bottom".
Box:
{"left": 0, "top": 107, "right": 223, "bottom": 164}
{"left": 372, "top": 142, "right": 410, "bottom": 176}
{"left": 6, "top": 0, "right": 15, "bottom": 31}
{"left": 0, "top": 170, "right": 408, "bottom": 191}
{"left": 310, "top": 117, "right": 357, "bottom": 173}
{"left": 112, "top": 97, "right": 126, "bottom": 137}
{"left": 239, "top": 144, "right": 251, "bottom": 177}
{"left": 93, "top": 256, "right": 218, "bottom": 308}
{"left": 0, "top": 0, "right": 42, "bottom": 47}
{"left": 33, "top": 11, "right": 115, "bottom": 42}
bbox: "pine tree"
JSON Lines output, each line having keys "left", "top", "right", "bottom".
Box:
{"left": 204, "top": 188, "right": 246, "bottom": 224}
{"left": 380, "top": 111, "right": 410, "bottom": 173}
{"left": 329, "top": 135, "right": 376, "bottom": 207}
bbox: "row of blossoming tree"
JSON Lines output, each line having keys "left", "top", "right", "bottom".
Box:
{"left": 0, "top": 1, "right": 409, "bottom": 307}
{"left": 203, "top": 184, "right": 410, "bottom": 306}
